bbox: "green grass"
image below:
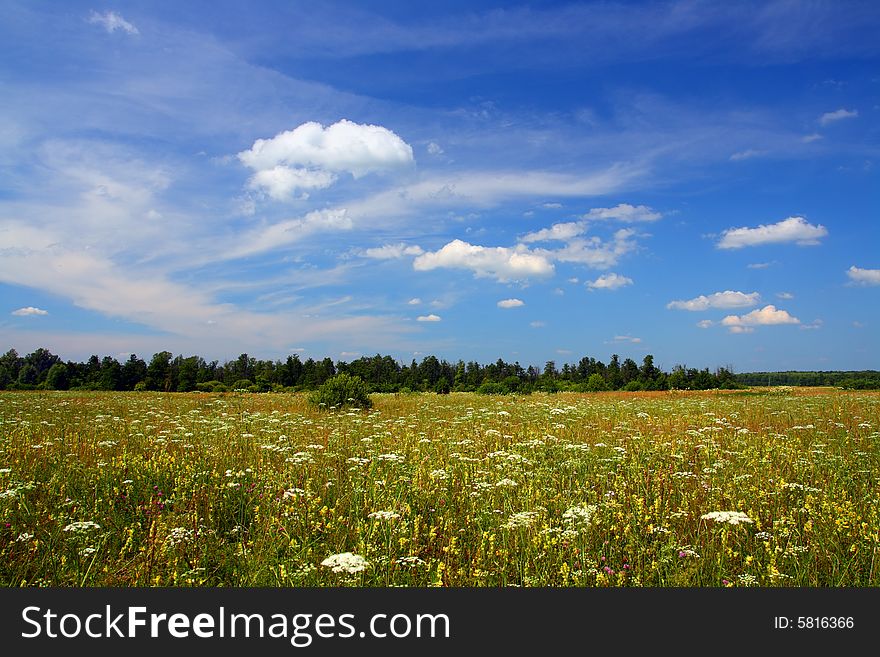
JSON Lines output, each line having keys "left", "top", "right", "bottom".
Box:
{"left": 1, "top": 388, "right": 878, "bottom": 587}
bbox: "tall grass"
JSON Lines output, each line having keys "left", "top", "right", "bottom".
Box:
{"left": 0, "top": 388, "right": 878, "bottom": 587}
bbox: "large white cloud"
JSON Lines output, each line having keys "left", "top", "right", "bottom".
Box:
{"left": 238, "top": 119, "right": 414, "bottom": 200}
{"left": 721, "top": 305, "right": 800, "bottom": 331}
{"left": 846, "top": 266, "right": 880, "bottom": 286}
{"left": 717, "top": 216, "right": 828, "bottom": 249}
{"left": 667, "top": 290, "right": 760, "bottom": 311}
{"left": 413, "top": 239, "right": 554, "bottom": 282}
{"left": 587, "top": 273, "right": 633, "bottom": 290}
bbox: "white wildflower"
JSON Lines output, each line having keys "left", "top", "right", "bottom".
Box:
{"left": 700, "top": 511, "right": 754, "bottom": 525}
{"left": 321, "top": 552, "right": 370, "bottom": 574}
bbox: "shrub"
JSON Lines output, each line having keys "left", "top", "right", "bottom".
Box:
{"left": 309, "top": 373, "right": 373, "bottom": 410}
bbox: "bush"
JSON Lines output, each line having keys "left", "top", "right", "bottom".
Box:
{"left": 309, "top": 373, "right": 373, "bottom": 410}
{"left": 232, "top": 379, "right": 254, "bottom": 391}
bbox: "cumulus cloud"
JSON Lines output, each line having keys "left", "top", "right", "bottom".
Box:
{"left": 846, "top": 265, "right": 880, "bottom": 286}
{"left": 667, "top": 290, "right": 760, "bottom": 311}
{"left": 819, "top": 108, "right": 858, "bottom": 126}
{"left": 413, "top": 239, "right": 554, "bottom": 282}
{"left": 12, "top": 306, "right": 49, "bottom": 316}
{"left": 548, "top": 229, "right": 638, "bottom": 269}
{"left": 497, "top": 298, "right": 524, "bottom": 308}
{"left": 520, "top": 204, "right": 660, "bottom": 244}
{"left": 520, "top": 221, "right": 584, "bottom": 243}
{"left": 721, "top": 305, "right": 800, "bottom": 331}
{"left": 586, "top": 273, "right": 633, "bottom": 290}
{"left": 727, "top": 326, "right": 754, "bottom": 334}
{"left": 583, "top": 203, "right": 661, "bottom": 223}
{"left": 717, "top": 216, "right": 828, "bottom": 249}
{"left": 246, "top": 166, "right": 337, "bottom": 200}
{"left": 416, "top": 314, "right": 441, "bottom": 322}
{"left": 88, "top": 11, "right": 139, "bottom": 35}
{"left": 362, "top": 243, "right": 424, "bottom": 259}
{"left": 696, "top": 319, "right": 714, "bottom": 329}
{"left": 426, "top": 142, "right": 443, "bottom": 155}
{"left": 238, "top": 119, "right": 413, "bottom": 200}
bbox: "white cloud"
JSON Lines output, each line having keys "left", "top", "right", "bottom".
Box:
{"left": 530, "top": 321, "right": 546, "bottom": 328}
{"left": 819, "top": 108, "right": 858, "bottom": 126}
{"left": 11, "top": 307, "right": 49, "bottom": 317}
{"left": 667, "top": 290, "right": 760, "bottom": 311}
{"left": 88, "top": 11, "right": 139, "bottom": 35}
{"left": 729, "top": 149, "right": 766, "bottom": 161}
{"left": 247, "top": 166, "right": 337, "bottom": 200}
{"left": 586, "top": 272, "right": 633, "bottom": 290}
{"left": 413, "top": 239, "right": 554, "bottom": 282}
{"left": 407, "top": 298, "right": 422, "bottom": 305}
{"left": 426, "top": 142, "right": 444, "bottom": 155}
{"left": 227, "top": 208, "right": 353, "bottom": 259}
{"left": 239, "top": 119, "right": 414, "bottom": 200}
{"left": 416, "top": 314, "right": 442, "bottom": 322}
{"left": 547, "top": 229, "right": 638, "bottom": 269}
{"left": 776, "top": 292, "right": 794, "bottom": 300}
{"left": 717, "top": 216, "right": 828, "bottom": 249}
{"left": 727, "top": 326, "right": 754, "bottom": 334}
{"left": 611, "top": 335, "right": 642, "bottom": 343}
{"left": 846, "top": 265, "right": 880, "bottom": 286}
{"left": 721, "top": 305, "right": 800, "bottom": 331}
{"left": 747, "top": 262, "right": 773, "bottom": 269}
{"left": 696, "top": 319, "right": 714, "bottom": 329}
{"left": 497, "top": 298, "right": 524, "bottom": 308}
{"left": 800, "top": 319, "right": 823, "bottom": 331}
{"left": 542, "top": 202, "right": 563, "bottom": 209}
{"left": 802, "top": 133, "right": 823, "bottom": 143}
{"left": 520, "top": 204, "right": 660, "bottom": 244}
{"left": 520, "top": 221, "right": 584, "bottom": 243}
{"left": 583, "top": 203, "right": 661, "bottom": 223}
{"left": 362, "top": 243, "right": 424, "bottom": 259}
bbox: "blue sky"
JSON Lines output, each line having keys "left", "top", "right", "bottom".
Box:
{"left": 1, "top": 0, "right": 878, "bottom": 371}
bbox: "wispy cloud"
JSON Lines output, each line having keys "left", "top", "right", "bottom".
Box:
{"left": 819, "top": 108, "right": 858, "bottom": 126}
{"left": 88, "top": 11, "right": 139, "bottom": 36}
{"left": 362, "top": 243, "right": 424, "bottom": 259}
{"left": 717, "top": 216, "right": 828, "bottom": 249}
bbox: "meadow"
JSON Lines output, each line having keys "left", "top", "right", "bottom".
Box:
{"left": 1, "top": 388, "right": 878, "bottom": 587}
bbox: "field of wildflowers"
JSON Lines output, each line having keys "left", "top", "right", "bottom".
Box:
{"left": 1, "top": 388, "right": 878, "bottom": 587}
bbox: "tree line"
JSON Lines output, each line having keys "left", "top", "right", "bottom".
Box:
{"left": 1, "top": 347, "right": 876, "bottom": 394}
{"left": 1, "top": 347, "right": 742, "bottom": 393}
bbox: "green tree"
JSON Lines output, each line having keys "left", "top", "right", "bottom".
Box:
{"left": 45, "top": 362, "right": 70, "bottom": 390}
